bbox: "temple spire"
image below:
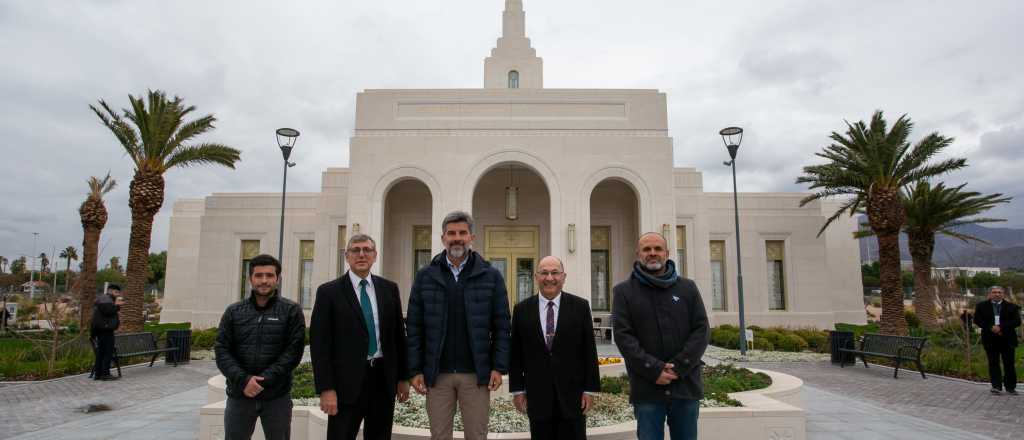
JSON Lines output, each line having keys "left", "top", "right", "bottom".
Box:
{"left": 485, "top": 0, "right": 543, "bottom": 88}
{"left": 503, "top": 0, "right": 525, "bottom": 38}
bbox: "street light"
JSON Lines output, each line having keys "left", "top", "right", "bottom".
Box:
{"left": 30, "top": 232, "right": 39, "bottom": 299}
{"left": 719, "top": 126, "right": 748, "bottom": 355}
{"left": 276, "top": 128, "right": 300, "bottom": 262}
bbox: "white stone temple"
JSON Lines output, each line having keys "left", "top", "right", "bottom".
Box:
{"left": 161, "top": 0, "right": 865, "bottom": 329}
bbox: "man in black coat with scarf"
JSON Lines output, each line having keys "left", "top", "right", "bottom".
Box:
{"left": 974, "top": 286, "right": 1021, "bottom": 395}
{"left": 613, "top": 232, "right": 709, "bottom": 440}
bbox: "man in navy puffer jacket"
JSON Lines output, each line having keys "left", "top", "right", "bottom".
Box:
{"left": 407, "top": 211, "right": 511, "bottom": 440}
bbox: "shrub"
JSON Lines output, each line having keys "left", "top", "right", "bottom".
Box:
{"left": 600, "top": 374, "right": 631, "bottom": 395}
{"left": 703, "top": 364, "right": 771, "bottom": 394}
{"left": 191, "top": 328, "right": 218, "bottom": 350}
{"left": 793, "top": 328, "right": 829, "bottom": 353}
{"left": 776, "top": 334, "right": 809, "bottom": 352}
{"left": 904, "top": 310, "right": 921, "bottom": 329}
{"left": 710, "top": 326, "right": 740, "bottom": 349}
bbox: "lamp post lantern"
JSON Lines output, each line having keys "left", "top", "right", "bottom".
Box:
{"left": 276, "top": 128, "right": 300, "bottom": 262}
{"left": 719, "top": 126, "right": 748, "bottom": 355}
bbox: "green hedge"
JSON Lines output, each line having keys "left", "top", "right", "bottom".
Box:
{"left": 710, "top": 325, "right": 828, "bottom": 353}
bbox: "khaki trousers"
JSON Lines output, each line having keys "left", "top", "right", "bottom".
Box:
{"left": 426, "top": 373, "right": 490, "bottom": 440}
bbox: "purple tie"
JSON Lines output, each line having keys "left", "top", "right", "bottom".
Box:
{"left": 545, "top": 301, "right": 555, "bottom": 351}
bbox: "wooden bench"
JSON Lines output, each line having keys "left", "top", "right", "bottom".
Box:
{"left": 112, "top": 332, "right": 180, "bottom": 377}
{"left": 839, "top": 333, "right": 927, "bottom": 379}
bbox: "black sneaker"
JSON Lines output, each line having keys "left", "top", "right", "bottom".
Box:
{"left": 1008, "top": 390, "right": 1019, "bottom": 396}
{"left": 990, "top": 388, "right": 1002, "bottom": 395}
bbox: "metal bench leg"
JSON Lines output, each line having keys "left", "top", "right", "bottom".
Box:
{"left": 861, "top": 355, "right": 869, "bottom": 368}
{"left": 149, "top": 353, "right": 157, "bottom": 367}
{"left": 115, "top": 357, "right": 122, "bottom": 378}
{"left": 893, "top": 359, "right": 900, "bottom": 378}
{"left": 916, "top": 360, "right": 926, "bottom": 379}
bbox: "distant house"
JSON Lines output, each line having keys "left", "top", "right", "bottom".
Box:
{"left": 20, "top": 281, "right": 50, "bottom": 295}
{"left": 932, "top": 267, "right": 1001, "bottom": 281}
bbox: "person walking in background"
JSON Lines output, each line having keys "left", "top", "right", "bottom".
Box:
{"left": 974, "top": 286, "right": 1021, "bottom": 395}
{"left": 90, "top": 284, "right": 123, "bottom": 381}
{"left": 613, "top": 232, "right": 709, "bottom": 440}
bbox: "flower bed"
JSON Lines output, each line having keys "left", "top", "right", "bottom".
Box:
{"left": 288, "top": 360, "right": 770, "bottom": 434}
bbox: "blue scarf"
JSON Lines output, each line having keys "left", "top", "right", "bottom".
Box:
{"left": 631, "top": 259, "right": 680, "bottom": 289}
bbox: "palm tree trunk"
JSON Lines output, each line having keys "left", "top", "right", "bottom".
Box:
{"left": 123, "top": 172, "right": 164, "bottom": 333}
{"left": 80, "top": 228, "right": 99, "bottom": 328}
{"left": 876, "top": 232, "right": 909, "bottom": 335}
{"left": 65, "top": 256, "right": 72, "bottom": 294}
{"left": 908, "top": 232, "right": 939, "bottom": 330}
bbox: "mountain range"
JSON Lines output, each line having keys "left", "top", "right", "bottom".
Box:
{"left": 857, "top": 220, "right": 1024, "bottom": 270}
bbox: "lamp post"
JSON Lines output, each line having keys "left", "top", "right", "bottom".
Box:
{"left": 720, "top": 126, "right": 748, "bottom": 355}
{"left": 29, "top": 232, "right": 38, "bottom": 299}
{"left": 276, "top": 128, "right": 300, "bottom": 262}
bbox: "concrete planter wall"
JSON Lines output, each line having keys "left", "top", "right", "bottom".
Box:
{"left": 200, "top": 363, "right": 805, "bottom": 440}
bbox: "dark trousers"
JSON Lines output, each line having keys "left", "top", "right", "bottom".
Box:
{"left": 634, "top": 399, "right": 699, "bottom": 440}
{"left": 224, "top": 394, "right": 293, "bottom": 440}
{"left": 92, "top": 332, "right": 115, "bottom": 378}
{"left": 985, "top": 344, "right": 1017, "bottom": 392}
{"left": 327, "top": 360, "right": 396, "bottom": 440}
{"left": 527, "top": 390, "right": 586, "bottom": 440}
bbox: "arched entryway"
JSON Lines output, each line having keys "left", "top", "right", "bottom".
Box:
{"left": 589, "top": 179, "right": 639, "bottom": 313}
{"left": 471, "top": 163, "right": 551, "bottom": 307}
{"left": 382, "top": 179, "right": 433, "bottom": 306}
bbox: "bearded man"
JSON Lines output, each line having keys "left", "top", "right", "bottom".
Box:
{"left": 612, "top": 232, "right": 709, "bottom": 440}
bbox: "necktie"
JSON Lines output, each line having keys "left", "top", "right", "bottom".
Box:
{"left": 545, "top": 301, "right": 555, "bottom": 351}
{"left": 359, "top": 280, "right": 378, "bottom": 358}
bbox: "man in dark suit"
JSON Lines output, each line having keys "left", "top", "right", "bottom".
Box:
{"left": 974, "top": 285, "right": 1021, "bottom": 395}
{"left": 310, "top": 234, "right": 410, "bottom": 440}
{"left": 510, "top": 256, "right": 600, "bottom": 440}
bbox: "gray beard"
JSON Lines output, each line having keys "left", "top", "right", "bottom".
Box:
{"left": 644, "top": 260, "right": 664, "bottom": 271}
{"left": 448, "top": 245, "right": 467, "bottom": 259}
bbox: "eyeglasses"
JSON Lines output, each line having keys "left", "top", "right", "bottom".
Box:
{"left": 346, "top": 247, "right": 376, "bottom": 255}
{"left": 536, "top": 271, "right": 564, "bottom": 278}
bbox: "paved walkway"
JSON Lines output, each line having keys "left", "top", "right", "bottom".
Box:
{"left": 745, "top": 360, "right": 1024, "bottom": 440}
{"left": 0, "top": 360, "right": 219, "bottom": 439}
{"left": 2, "top": 347, "right": 1020, "bottom": 439}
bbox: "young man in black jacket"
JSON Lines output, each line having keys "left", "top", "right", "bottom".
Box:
{"left": 215, "top": 254, "right": 306, "bottom": 440}
{"left": 613, "top": 233, "right": 709, "bottom": 440}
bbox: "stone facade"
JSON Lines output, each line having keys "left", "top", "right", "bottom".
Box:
{"left": 161, "top": 0, "right": 865, "bottom": 329}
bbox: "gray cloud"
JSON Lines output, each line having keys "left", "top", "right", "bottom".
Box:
{"left": 1, "top": 0, "right": 1023, "bottom": 266}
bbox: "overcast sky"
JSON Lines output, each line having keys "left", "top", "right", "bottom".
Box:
{"left": 1, "top": 0, "right": 1022, "bottom": 268}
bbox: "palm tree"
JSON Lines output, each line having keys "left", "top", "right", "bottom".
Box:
{"left": 902, "top": 182, "right": 1010, "bottom": 329}
{"left": 79, "top": 173, "right": 117, "bottom": 328}
{"left": 796, "top": 111, "right": 966, "bottom": 335}
{"left": 60, "top": 246, "right": 78, "bottom": 294}
{"left": 0, "top": 256, "right": 7, "bottom": 273}
{"left": 39, "top": 253, "right": 50, "bottom": 273}
{"left": 91, "top": 90, "right": 241, "bottom": 331}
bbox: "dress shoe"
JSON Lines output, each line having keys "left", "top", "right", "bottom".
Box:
{"left": 990, "top": 388, "right": 1002, "bottom": 395}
